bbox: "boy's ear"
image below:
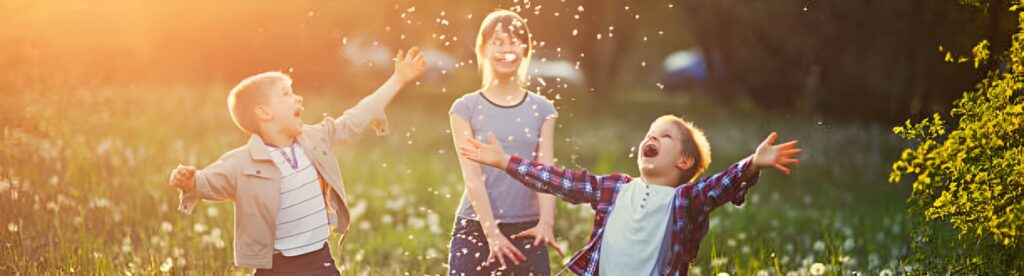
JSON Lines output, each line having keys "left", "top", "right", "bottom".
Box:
{"left": 255, "top": 105, "right": 273, "bottom": 121}
{"left": 676, "top": 155, "right": 695, "bottom": 171}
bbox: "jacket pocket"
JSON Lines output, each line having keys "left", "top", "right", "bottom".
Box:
{"left": 240, "top": 214, "right": 271, "bottom": 256}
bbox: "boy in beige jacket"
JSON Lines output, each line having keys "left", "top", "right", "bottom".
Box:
{"left": 168, "top": 47, "right": 425, "bottom": 274}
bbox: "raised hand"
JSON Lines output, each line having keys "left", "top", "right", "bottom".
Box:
{"left": 753, "top": 132, "right": 803, "bottom": 174}
{"left": 169, "top": 164, "right": 197, "bottom": 192}
{"left": 392, "top": 47, "right": 426, "bottom": 83}
{"left": 458, "top": 132, "right": 510, "bottom": 168}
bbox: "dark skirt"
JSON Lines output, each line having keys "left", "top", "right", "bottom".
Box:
{"left": 254, "top": 243, "right": 339, "bottom": 276}
{"left": 448, "top": 218, "right": 551, "bottom": 276}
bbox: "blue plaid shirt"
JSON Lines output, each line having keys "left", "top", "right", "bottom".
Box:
{"left": 504, "top": 155, "right": 760, "bottom": 275}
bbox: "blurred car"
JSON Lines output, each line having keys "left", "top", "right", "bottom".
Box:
{"left": 658, "top": 49, "right": 707, "bottom": 91}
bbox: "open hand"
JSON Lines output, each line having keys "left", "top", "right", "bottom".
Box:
{"left": 458, "top": 132, "right": 510, "bottom": 168}
{"left": 511, "top": 223, "right": 565, "bottom": 258}
{"left": 169, "top": 164, "right": 196, "bottom": 192}
{"left": 753, "top": 132, "right": 802, "bottom": 174}
{"left": 392, "top": 47, "right": 426, "bottom": 83}
{"left": 484, "top": 231, "right": 527, "bottom": 269}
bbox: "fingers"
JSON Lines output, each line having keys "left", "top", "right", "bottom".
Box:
{"left": 486, "top": 132, "right": 499, "bottom": 145}
{"left": 510, "top": 228, "right": 534, "bottom": 240}
{"left": 782, "top": 148, "right": 803, "bottom": 156}
{"left": 465, "top": 136, "right": 483, "bottom": 148}
{"left": 405, "top": 47, "right": 420, "bottom": 62}
{"left": 776, "top": 140, "right": 799, "bottom": 150}
{"left": 485, "top": 249, "right": 496, "bottom": 266}
{"left": 458, "top": 147, "right": 480, "bottom": 161}
{"left": 774, "top": 164, "right": 791, "bottom": 175}
{"left": 761, "top": 132, "right": 778, "bottom": 147}
{"left": 414, "top": 53, "right": 426, "bottom": 66}
{"left": 779, "top": 158, "right": 800, "bottom": 166}
{"left": 533, "top": 235, "right": 543, "bottom": 247}
{"left": 496, "top": 249, "right": 507, "bottom": 268}
{"left": 547, "top": 240, "right": 565, "bottom": 257}
{"left": 395, "top": 49, "right": 405, "bottom": 62}
{"left": 506, "top": 245, "right": 526, "bottom": 263}
{"left": 180, "top": 166, "right": 196, "bottom": 178}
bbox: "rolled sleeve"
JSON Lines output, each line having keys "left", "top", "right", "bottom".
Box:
{"left": 177, "top": 161, "right": 237, "bottom": 214}
{"left": 327, "top": 94, "right": 390, "bottom": 144}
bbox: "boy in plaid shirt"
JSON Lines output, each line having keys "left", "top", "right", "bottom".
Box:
{"left": 458, "top": 115, "right": 802, "bottom": 275}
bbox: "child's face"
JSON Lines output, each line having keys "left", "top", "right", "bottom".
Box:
{"left": 636, "top": 119, "right": 693, "bottom": 182}
{"left": 482, "top": 23, "right": 528, "bottom": 80}
{"left": 258, "top": 80, "right": 304, "bottom": 138}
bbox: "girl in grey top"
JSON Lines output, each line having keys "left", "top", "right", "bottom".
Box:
{"left": 447, "top": 9, "right": 563, "bottom": 275}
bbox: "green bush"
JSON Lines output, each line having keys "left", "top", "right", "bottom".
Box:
{"left": 889, "top": 6, "right": 1024, "bottom": 274}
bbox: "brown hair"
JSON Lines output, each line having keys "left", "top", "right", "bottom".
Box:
{"left": 474, "top": 9, "right": 532, "bottom": 87}
{"left": 227, "top": 72, "right": 291, "bottom": 134}
{"left": 657, "top": 115, "right": 712, "bottom": 183}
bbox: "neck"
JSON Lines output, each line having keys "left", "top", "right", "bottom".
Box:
{"left": 639, "top": 173, "right": 679, "bottom": 188}
{"left": 259, "top": 129, "right": 295, "bottom": 148}
{"left": 484, "top": 76, "right": 522, "bottom": 97}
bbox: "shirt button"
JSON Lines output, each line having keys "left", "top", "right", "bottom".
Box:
{"left": 256, "top": 170, "right": 261, "bottom": 174}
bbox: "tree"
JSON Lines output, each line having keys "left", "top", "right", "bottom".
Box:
{"left": 889, "top": 3, "right": 1024, "bottom": 273}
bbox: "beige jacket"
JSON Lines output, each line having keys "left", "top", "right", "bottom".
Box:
{"left": 178, "top": 95, "right": 389, "bottom": 269}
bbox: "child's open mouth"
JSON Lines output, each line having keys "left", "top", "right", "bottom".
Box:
{"left": 642, "top": 143, "right": 659, "bottom": 158}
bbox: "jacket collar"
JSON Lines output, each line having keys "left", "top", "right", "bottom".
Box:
{"left": 246, "top": 134, "right": 274, "bottom": 161}
{"left": 248, "top": 133, "right": 313, "bottom": 162}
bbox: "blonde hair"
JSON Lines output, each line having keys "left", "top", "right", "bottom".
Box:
{"left": 227, "top": 72, "right": 292, "bottom": 134}
{"left": 474, "top": 9, "right": 533, "bottom": 87}
{"left": 657, "top": 115, "right": 712, "bottom": 183}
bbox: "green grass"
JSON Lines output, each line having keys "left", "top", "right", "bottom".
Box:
{"left": 0, "top": 79, "right": 912, "bottom": 275}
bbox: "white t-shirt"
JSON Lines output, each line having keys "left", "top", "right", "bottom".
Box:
{"left": 599, "top": 178, "right": 675, "bottom": 275}
{"left": 267, "top": 142, "right": 331, "bottom": 256}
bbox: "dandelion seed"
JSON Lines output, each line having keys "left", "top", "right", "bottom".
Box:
{"left": 572, "top": 29, "right": 578, "bottom": 36}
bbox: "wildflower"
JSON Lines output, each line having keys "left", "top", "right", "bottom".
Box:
{"left": 810, "top": 262, "right": 826, "bottom": 275}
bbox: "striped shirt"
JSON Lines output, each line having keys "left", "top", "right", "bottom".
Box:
{"left": 268, "top": 143, "right": 330, "bottom": 257}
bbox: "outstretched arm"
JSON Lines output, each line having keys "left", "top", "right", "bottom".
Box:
{"left": 459, "top": 132, "right": 631, "bottom": 207}
{"left": 326, "top": 47, "right": 426, "bottom": 144}
{"left": 170, "top": 160, "right": 237, "bottom": 214}
{"left": 683, "top": 132, "right": 802, "bottom": 211}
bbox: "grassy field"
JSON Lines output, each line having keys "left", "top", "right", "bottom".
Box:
{"left": 0, "top": 78, "right": 912, "bottom": 275}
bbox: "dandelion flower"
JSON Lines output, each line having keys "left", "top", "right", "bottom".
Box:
{"left": 810, "top": 262, "right": 826, "bottom": 275}
{"left": 159, "top": 257, "right": 173, "bottom": 272}
{"left": 161, "top": 221, "right": 173, "bottom": 233}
